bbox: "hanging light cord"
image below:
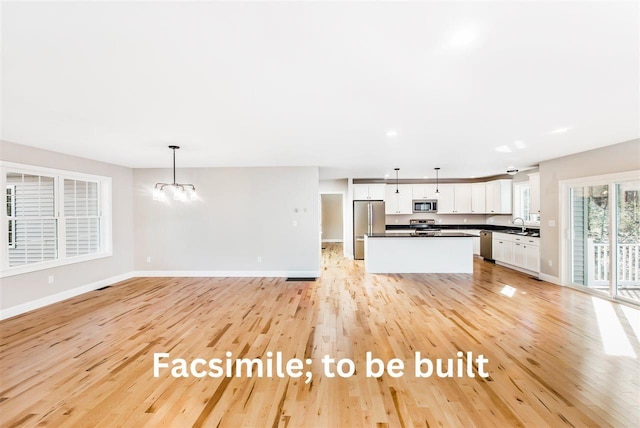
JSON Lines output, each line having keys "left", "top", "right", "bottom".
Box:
{"left": 395, "top": 168, "right": 400, "bottom": 193}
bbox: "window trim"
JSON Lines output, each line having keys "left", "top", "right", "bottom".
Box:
{"left": 0, "top": 161, "right": 112, "bottom": 278}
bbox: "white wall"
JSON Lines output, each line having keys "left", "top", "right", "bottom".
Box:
{"left": 539, "top": 139, "right": 640, "bottom": 281}
{"left": 0, "top": 140, "right": 134, "bottom": 312}
{"left": 134, "top": 166, "right": 320, "bottom": 276}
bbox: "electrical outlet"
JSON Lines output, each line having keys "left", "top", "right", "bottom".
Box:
{"left": 463, "top": 218, "right": 467, "bottom": 223}
{"left": 146, "top": 256, "right": 151, "bottom": 263}
{"left": 48, "top": 275, "right": 54, "bottom": 284}
{"left": 548, "top": 259, "right": 552, "bottom": 267}
{"left": 257, "top": 256, "right": 262, "bottom": 263}
{"left": 292, "top": 220, "right": 298, "bottom": 227}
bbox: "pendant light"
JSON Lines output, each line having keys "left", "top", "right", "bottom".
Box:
{"left": 394, "top": 168, "right": 400, "bottom": 193}
{"left": 434, "top": 167, "right": 441, "bottom": 198}
{"left": 153, "top": 145, "right": 197, "bottom": 202}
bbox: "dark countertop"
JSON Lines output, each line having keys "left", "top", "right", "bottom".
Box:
{"left": 385, "top": 223, "right": 541, "bottom": 237}
{"left": 367, "top": 232, "right": 474, "bottom": 238}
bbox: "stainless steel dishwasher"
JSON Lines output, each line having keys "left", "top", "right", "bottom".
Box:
{"left": 480, "top": 230, "right": 493, "bottom": 260}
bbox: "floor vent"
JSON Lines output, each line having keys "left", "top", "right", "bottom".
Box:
{"left": 285, "top": 277, "right": 317, "bottom": 282}
{"left": 96, "top": 286, "right": 111, "bottom": 291}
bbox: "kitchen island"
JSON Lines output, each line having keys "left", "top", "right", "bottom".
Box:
{"left": 364, "top": 232, "right": 474, "bottom": 274}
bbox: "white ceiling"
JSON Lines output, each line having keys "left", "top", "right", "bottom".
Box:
{"left": 1, "top": 1, "right": 638, "bottom": 179}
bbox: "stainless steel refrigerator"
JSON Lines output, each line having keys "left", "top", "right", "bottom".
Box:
{"left": 353, "top": 200, "right": 385, "bottom": 260}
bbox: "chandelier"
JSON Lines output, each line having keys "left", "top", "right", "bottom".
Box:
{"left": 153, "top": 145, "right": 197, "bottom": 201}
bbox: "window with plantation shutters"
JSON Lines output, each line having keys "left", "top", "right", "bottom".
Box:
{"left": 1, "top": 162, "right": 112, "bottom": 277}
{"left": 64, "top": 179, "right": 100, "bottom": 257}
{"left": 6, "top": 185, "right": 16, "bottom": 249}
{"left": 6, "top": 173, "right": 57, "bottom": 267}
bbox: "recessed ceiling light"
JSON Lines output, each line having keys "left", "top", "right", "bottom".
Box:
{"left": 495, "top": 145, "right": 512, "bottom": 153}
{"left": 470, "top": 175, "right": 476, "bottom": 178}
{"left": 550, "top": 127, "right": 571, "bottom": 134}
{"left": 384, "top": 173, "right": 390, "bottom": 178}
{"left": 423, "top": 176, "right": 429, "bottom": 179}
{"left": 386, "top": 130, "right": 398, "bottom": 138}
{"left": 513, "top": 140, "right": 526, "bottom": 149}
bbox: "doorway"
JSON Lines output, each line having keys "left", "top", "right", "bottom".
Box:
{"left": 320, "top": 194, "right": 344, "bottom": 267}
{"left": 320, "top": 194, "right": 344, "bottom": 246}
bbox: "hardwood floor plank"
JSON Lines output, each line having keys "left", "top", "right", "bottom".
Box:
{"left": 1, "top": 243, "right": 638, "bottom": 427}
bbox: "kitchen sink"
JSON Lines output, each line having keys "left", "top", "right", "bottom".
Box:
{"left": 504, "top": 230, "right": 539, "bottom": 236}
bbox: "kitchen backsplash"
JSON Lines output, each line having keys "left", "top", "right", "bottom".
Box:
{"left": 385, "top": 213, "right": 537, "bottom": 228}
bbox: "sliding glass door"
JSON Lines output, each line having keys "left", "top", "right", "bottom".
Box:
{"left": 615, "top": 179, "right": 640, "bottom": 303}
{"left": 570, "top": 184, "right": 610, "bottom": 294}
{"left": 568, "top": 176, "right": 640, "bottom": 304}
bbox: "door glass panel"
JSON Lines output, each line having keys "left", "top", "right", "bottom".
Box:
{"left": 571, "top": 185, "right": 610, "bottom": 293}
{"left": 616, "top": 180, "right": 640, "bottom": 302}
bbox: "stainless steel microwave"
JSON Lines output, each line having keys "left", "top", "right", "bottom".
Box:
{"left": 412, "top": 199, "right": 438, "bottom": 213}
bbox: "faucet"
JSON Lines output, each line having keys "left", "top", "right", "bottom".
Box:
{"left": 513, "top": 217, "right": 526, "bottom": 233}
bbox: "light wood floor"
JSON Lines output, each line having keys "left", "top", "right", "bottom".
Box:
{"left": 1, "top": 243, "right": 639, "bottom": 427}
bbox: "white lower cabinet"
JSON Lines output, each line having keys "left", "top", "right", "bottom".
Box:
{"left": 492, "top": 236, "right": 513, "bottom": 265}
{"left": 493, "top": 232, "right": 539, "bottom": 274}
{"left": 525, "top": 242, "right": 540, "bottom": 272}
{"left": 513, "top": 242, "right": 526, "bottom": 267}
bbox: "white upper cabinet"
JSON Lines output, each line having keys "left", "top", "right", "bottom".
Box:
{"left": 454, "top": 184, "right": 472, "bottom": 213}
{"left": 385, "top": 184, "right": 413, "bottom": 214}
{"left": 412, "top": 183, "right": 437, "bottom": 200}
{"left": 355, "top": 179, "right": 513, "bottom": 215}
{"left": 471, "top": 183, "right": 486, "bottom": 214}
{"left": 353, "top": 184, "right": 369, "bottom": 200}
{"left": 368, "top": 184, "right": 386, "bottom": 200}
{"left": 437, "top": 184, "right": 472, "bottom": 214}
{"left": 485, "top": 179, "right": 512, "bottom": 214}
{"left": 353, "top": 184, "right": 386, "bottom": 200}
{"left": 436, "top": 184, "right": 456, "bottom": 213}
{"left": 528, "top": 172, "right": 540, "bottom": 215}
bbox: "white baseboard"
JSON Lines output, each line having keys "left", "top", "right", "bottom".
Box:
{"left": 133, "top": 270, "right": 321, "bottom": 278}
{"left": 0, "top": 272, "right": 135, "bottom": 321}
{"left": 539, "top": 273, "right": 561, "bottom": 285}
{"left": 322, "top": 239, "right": 343, "bottom": 243}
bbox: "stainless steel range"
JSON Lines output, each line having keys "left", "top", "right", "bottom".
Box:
{"left": 409, "top": 219, "right": 441, "bottom": 236}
